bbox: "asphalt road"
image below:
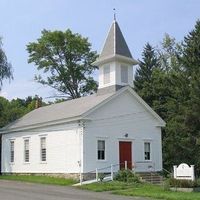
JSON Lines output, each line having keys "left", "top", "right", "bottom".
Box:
{"left": 0, "top": 180, "right": 147, "bottom": 200}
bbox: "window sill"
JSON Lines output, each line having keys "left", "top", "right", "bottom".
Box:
{"left": 40, "top": 162, "right": 47, "bottom": 164}
{"left": 23, "top": 162, "right": 30, "bottom": 165}
{"left": 9, "top": 162, "right": 15, "bottom": 165}
{"left": 97, "top": 160, "right": 107, "bottom": 162}
{"left": 143, "top": 160, "right": 152, "bottom": 163}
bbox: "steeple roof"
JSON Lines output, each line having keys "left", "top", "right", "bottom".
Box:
{"left": 100, "top": 20, "right": 132, "bottom": 58}
{"left": 93, "top": 20, "right": 138, "bottom": 66}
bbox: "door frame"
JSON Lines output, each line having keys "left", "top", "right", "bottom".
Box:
{"left": 118, "top": 140, "right": 133, "bottom": 170}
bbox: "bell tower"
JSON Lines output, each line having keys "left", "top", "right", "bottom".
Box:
{"left": 93, "top": 19, "right": 138, "bottom": 95}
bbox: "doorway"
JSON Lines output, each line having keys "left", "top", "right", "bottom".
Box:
{"left": 119, "top": 141, "right": 132, "bottom": 170}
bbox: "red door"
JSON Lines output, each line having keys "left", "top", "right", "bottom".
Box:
{"left": 119, "top": 141, "right": 132, "bottom": 170}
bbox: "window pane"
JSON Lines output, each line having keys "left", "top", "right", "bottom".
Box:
{"left": 121, "top": 65, "right": 128, "bottom": 83}
{"left": 24, "top": 139, "right": 29, "bottom": 162}
{"left": 98, "top": 140, "right": 105, "bottom": 150}
{"left": 41, "top": 137, "right": 46, "bottom": 149}
{"left": 97, "top": 140, "right": 105, "bottom": 160}
{"left": 144, "top": 142, "right": 150, "bottom": 160}
{"left": 10, "top": 141, "right": 14, "bottom": 163}
{"left": 41, "top": 149, "right": 46, "bottom": 161}
{"left": 40, "top": 137, "right": 46, "bottom": 162}
{"left": 103, "top": 65, "right": 110, "bottom": 84}
{"left": 145, "top": 142, "right": 150, "bottom": 152}
{"left": 98, "top": 150, "right": 105, "bottom": 160}
{"left": 24, "top": 140, "right": 29, "bottom": 150}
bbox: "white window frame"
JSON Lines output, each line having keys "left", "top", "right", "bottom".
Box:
{"left": 121, "top": 65, "right": 129, "bottom": 83}
{"left": 24, "top": 139, "right": 30, "bottom": 163}
{"left": 10, "top": 140, "right": 15, "bottom": 163}
{"left": 97, "top": 140, "right": 106, "bottom": 161}
{"left": 144, "top": 142, "right": 151, "bottom": 161}
{"left": 103, "top": 65, "right": 110, "bottom": 85}
{"left": 40, "top": 137, "right": 47, "bottom": 162}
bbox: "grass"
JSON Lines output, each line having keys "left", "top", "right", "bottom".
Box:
{"left": 2, "top": 175, "right": 200, "bottom": 199}
{"left": 0, "top": 175, "right": 76, "bottom": 186}
{"left": 80, "top": 181, "right": 135, "bottom": 192}
{"left": 80, "top": 181, "right": 200, "bottom": 200}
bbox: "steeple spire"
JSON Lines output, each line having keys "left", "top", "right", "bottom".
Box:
{"left": 92, "top": 19, "right": 138, "bottom": 95}
{"left": 93, "top": 20, "right": 138, "bottom": 66}
{"left": 113, "top": 8, "right": 116, "bottom": 21}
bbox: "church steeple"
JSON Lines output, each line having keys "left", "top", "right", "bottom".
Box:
{"left": 93, "top": 20, "right": 138, "bottom": 95}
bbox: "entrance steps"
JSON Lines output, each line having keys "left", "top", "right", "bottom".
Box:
{"left": 137, "top": 172, "right": 163, "bottom": 185}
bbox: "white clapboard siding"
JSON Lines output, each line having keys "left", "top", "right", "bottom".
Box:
{"left": 83, "top": 90, "right": 162, "bottom": 173}
{"left": 2, "top": 123, "right": 83, "bottom": 173}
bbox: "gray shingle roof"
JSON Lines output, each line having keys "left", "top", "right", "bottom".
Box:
{"left": 99, "top": 20, "right": 133, "bottom": 59}
{"left": 3, "top": 92, "right": 114, "bottom": 131}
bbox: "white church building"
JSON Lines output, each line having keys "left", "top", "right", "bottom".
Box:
{"left": 0, "top": 19, "right": 165, "bottom": 178}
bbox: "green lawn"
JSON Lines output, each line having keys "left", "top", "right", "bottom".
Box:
{"left": 0, "top": 175, "right": 76, "bottom": 186}
{"left": 80, "top": 181, "right": 134, "bottom": 192}
{"left": 80, "top": 181, "right": 200, "bottom": 200}
{"left": 2, "top": 175, "right": 200, "bottom": 200}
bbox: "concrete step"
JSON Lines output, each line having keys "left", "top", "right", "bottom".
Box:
{"left": 137, "top": 172, "right": 163, "bottom": 185}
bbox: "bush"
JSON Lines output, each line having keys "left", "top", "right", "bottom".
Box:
{"left": 195, "top": 178, "right": 200, "bottom": 186}
{"left": 114, "top": 169, "right": 140, "bottom": 183}
{"left": 163, "top": 180, "right": 170, "bottom": 191}
{"left": 98, "top": 173, "right": 106, "bottom": 182}
{"left": 168, "top": 178, "right": 199, "bottom": 188}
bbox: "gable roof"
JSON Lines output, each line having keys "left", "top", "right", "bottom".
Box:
{"left": 93, "top": 20, "right": 138, "bottom": 66}
{"left": 1, "top": 87, "right": 165, "bottom": 133}
{"left": 83, "top": 86, "right": 166, "bottom": 127}
{"left": 1, "top": 92, "right": 114, "bottom": 132}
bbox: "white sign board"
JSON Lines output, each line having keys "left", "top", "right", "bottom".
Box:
{"left": 173, "top": 163, "right": 195, "bottom": 181}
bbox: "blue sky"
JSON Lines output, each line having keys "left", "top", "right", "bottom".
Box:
{"left": 0, "top": 0, "right": 199, "bottom": 100}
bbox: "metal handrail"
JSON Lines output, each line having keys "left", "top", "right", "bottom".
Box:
{"left": 162, "top": 168, "right": 173, "bottom": 177}
{"left": 80, "top": 161, "right": 133, "bottom": 185}
{"left": 163, "top": 168, "right": 171, "bottom": 174}
{"left": 84, "top": 161, "right": 133, "bottom": 174}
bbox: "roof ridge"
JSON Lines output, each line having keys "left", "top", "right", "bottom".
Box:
{"left": 0, "top": 92, "right": 116, "bottom": 132}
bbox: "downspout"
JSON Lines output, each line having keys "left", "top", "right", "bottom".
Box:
{"left": 0, "top": 134, "right": 2, "bottom": 175}
{"left": 78, "top": 121, "right": 85, "bottom": 184}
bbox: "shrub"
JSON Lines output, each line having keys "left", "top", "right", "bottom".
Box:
{"left": 163, "top": 180, "right": 170, "bottom": 191}
{"left": 114, "top": 169, "right": 140, "bottom": 183}
{"left": 195, "top": 178, "right": 200, "bottom": 186}
{"left": 98, "top": 173, "right": 106, "bottom": 182}
{"left": 168, "top": 178, "right": 199, "bottom": 188}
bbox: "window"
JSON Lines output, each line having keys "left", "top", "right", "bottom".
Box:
{"left": 121, "top": 65, "right": 128, "bottom": 83}
{"left": 24, "top": 139, "right": 29, "bottom": 162}
{"left": 144, "top": 142, "right": 151, "bottom": 160}
{"left": 97, "top": 140, "right": 105, "bottom": 160}
{"left": 103, "top": 65, "right": 110, "bottom": 84}
{"left": 10, "top": 141, "right": 14, "bottom": 163}
{"left": 40, "top": 137, "right": 46, "bottom": 162}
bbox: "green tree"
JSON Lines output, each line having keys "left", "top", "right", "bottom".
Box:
{"left": 0, "top": 97, "right": 10, "bottom": 128}
{"left": 157, "top": 33, "right": 183, "bottom": 71}
{"left": 134, "top": 43, "right": 160, "bottom": 107}
{"left": 134, "top": 36, "right": 187, "bottom": 171}
{"left": 0, "top": 38, "right": 13, "bottom": 91}
{"left": 0, "top": 95, "right": 46, "bottom": 128}
{"left": 27, "top": 29, "right": 98, "bottom": 99}
{"left": 135, "top": 24, "right": 200, "bottom": 173}
{"left": 180, "top": 20, "right": 200, "bottom": 174}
